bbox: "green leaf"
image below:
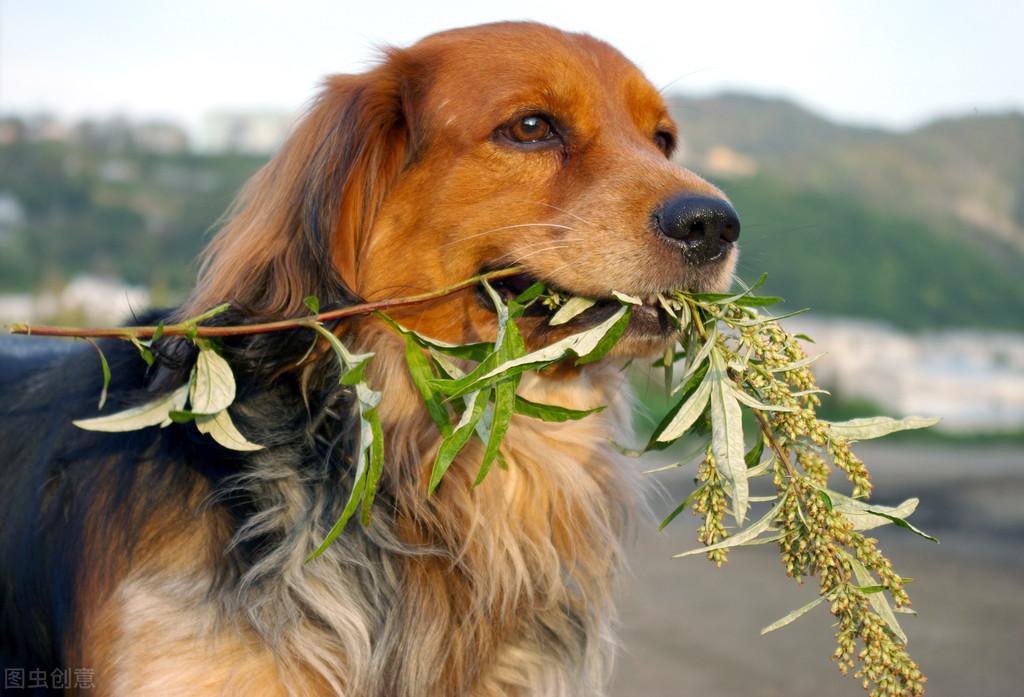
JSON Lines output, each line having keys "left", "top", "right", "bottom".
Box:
{"left": 168, "top": 409, "right": 196, "bottom": 423}
{"left": 655, "top": 368, "right": 712, "bottom": 442}
{"left": 611, "top": 290, "right": 643, "bottom": 305}
{"left": 818, "top": 489, "right": 833, "bottom": 511}
{"left": 74, "top": 383, "right": 189, "bottom": 432}
{"left": 734, "top": 295, "right": 783, "bottom": 307}
{"left": 691, "top": 273, "right": 768, "bottom": 304}
{"left": 513, "top": 396, "right": 605, "bottom": 422}
{"left": 184, "top": 302, "right": 231, "bottom": 326}
{"left": 360, "top": 407, "right": 385, "bottom": 525}
{"left": 404, "top": 335, "right": 451, "bottom": 436}
{"left": 644, "top": 363, "right": 709, "bottom": 451}
{"left": 307, "top": 407, "right": 375, "bottom": 561}
{"left": 794, "top": 333, "right": 815, "bottom": 343}
{"left": 429, "top": 388, "right": 490, "bottom": 495}
{"left": 475, "top": 379, "right": 516, "bottom": 486}
{"left": 83, "top": 338, "right": 111, "bottom": 409}
{"left": 709, "top": 350, "right": 748, "bottom": 524}
{"left": 864, "top": 509, "right": 939, "bottom": 543}
{"left": 760, "top": 596, "right": 827, "bottom": 635}
{"left": 675, "top": 326, "right": 718, "bottom": 388}
{"left": 375, "top": 313, "right": 491, "bottom": 361}
{"left": 574, "top": 306, "right": 632, "bottom": 366}
{"left": 549, "top": 296, "right": 596, "bottom": 325}
{"left": 744, "top": 436, "right": 765, "bottom": 468}
{"left": 189, "top": 348, "right": 236, "bottom": 414}
{"left": 514, "top": 281, "right": 547, "bottom": 305}
{"left": 769, "top": 353, "right": 825, "bottom": 373}
{"left": 830, "top": 492, "right": 922, "bottom": 532}
{"left": 728, "top": 307, "right": 810, "bottom": 327}
{"left": 825, "top": 415, "right": 941, "bottom": 441}
{"left": 304, "top": 295, "right": 320, "bottom": 314}
{"left": 152, "top": 321, "right": 165, "bottom": 342}
{"left": 436, "top": 306, "right": 630, "bottom": 397}
{"left": 307, "top": 322, "right": 375, "bottom": 380}
{"left": 848, "top": 555, "right": 907, "bottom": 644}
{"left": 659, "top": 485, "right": 705, "bottom": 531}
{"left": 675, "top": 501, "right": 780, "bottom": 557}
{"left": 729, "top": 383, "right": 798, "bottom": 412}
{"left": 195, "top": 409, "right": 264, "bottom": 451}
{"left": 473, "top": 315, "right": 525, "bottom": 486}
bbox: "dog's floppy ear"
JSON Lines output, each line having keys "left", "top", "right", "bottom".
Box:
{"left": 182, "top": 50, "right": 421, "bottom": 318}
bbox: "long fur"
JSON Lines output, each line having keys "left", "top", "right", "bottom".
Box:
{"left": 1, "top": 21, "right": 736, "bottom": 697}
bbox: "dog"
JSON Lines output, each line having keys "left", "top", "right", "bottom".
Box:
{"left": 0, "top": 21, "right": 739, "bottom": 697}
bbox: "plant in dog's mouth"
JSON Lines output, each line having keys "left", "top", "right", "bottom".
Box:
{"left": 8, "top": 270, "right": 936, "bottom": 697}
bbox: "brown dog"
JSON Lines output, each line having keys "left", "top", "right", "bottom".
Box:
{"left": 0, "top": 21, "right": 738, "bottom": 697}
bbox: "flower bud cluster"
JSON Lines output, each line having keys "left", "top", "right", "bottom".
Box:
{"left": 692, "top": 446, "right": 729, "bottom": 566}
{"left": 832, "top": 586, "right": 926, "bottom": 696}
{"left": 696, "top": 304, "right": 925, "bottom": 695}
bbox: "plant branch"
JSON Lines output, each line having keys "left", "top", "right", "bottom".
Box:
{"left": 6, "top": 267, "right": 526, "bottom": 340}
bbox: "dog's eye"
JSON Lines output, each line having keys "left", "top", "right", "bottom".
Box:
{"left": 502, "top": 114, "right": 558, "bottom": 145}
{"left": 654, "top": 130, "right": 675, "bottom": 156}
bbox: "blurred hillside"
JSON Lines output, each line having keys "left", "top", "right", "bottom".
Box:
{"left": 667, "top": 94, "right": 1024, "bottom": 330}
{"left": 1, "top": 97, "right": 1023, "bottom": 331}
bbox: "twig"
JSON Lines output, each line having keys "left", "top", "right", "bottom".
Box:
{"left": 6, "top": 267, "right": 526, "bottom": 340}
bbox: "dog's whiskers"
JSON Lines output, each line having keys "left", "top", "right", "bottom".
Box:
{"left": 440, "top": 222, "right": 575, "bottom": 247}
{"left": 530, "top": 201, "right": 598, "bottom": 227}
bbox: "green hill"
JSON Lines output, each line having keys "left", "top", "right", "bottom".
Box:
{"left": 722, "top": 176, "right": 1024, "bottom": 329}
{"left": 1, "top": 95, "right": 1022, "bottom": 331}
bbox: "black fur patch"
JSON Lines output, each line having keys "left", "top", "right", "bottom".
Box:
{"left": 0, "top": 310, "right": 362, "bottom": 689}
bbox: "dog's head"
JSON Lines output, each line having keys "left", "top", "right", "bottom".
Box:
{"left": 188, "top": 22, "right": 739, "bottom": 358}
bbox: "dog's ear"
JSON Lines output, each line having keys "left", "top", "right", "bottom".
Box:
{"left": 182, "top": 50, "right": 421, "bottom": 318}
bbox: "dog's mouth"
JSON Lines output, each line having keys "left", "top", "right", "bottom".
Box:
{"left": 478, "top": 269, "right": 675, "bottom": 338}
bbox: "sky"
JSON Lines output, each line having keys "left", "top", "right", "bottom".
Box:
{"left": 1, "top": 0, "right": 1022, "bottom": 133}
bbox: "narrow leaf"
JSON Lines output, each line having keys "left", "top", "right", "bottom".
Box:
{"left": 83, "top": 338, "right": 111, "bottom": 409}
{"left": 760, "top": 596, "right": 827, "bottom": 635}
{"left": 513, "top": 396, "right": 605, "bottom": 422}
{"left": 307, "top": 322, "right": 375, "bottom": 378}
{"left": 848, "top": 555, "right": 908, "bottom": 644}
{"left": 826, "top": 416, "right": 941, "bottom": 441}
{"left": 865, "top": 509, "right": 939, "bottom": 542}
{"left": 404, "top": 335, "right": 451, "bottom": 436}
{"left": 74, "top": 383, "right": 189, "bottom": 432}
{"left": 429, "top": 388, "right": 490, "bottom": 494}
{"left": 549, "top": 296, "right": 596, "bottom": 325}
{"left": 360, "top": 407, "right": 385, "bottom": 525}
{"left": 659, "top": 485, "right": 705, "bottom": 531}
{"left": 770, "top": 353, "right": 825, "bottom": 373}
{"left": 611, "top": 290, "right": 643, "bottom": 305}
{"left": 675, "top": 501, "right": 780, "bottom": 557}
{"left": 439, "top": 306, "right": 630, "bottom": 396}
{"left": 195, "top": 409, "right": 264, "bottom": 451}
{"left": 729, "top": 384, "right": 798, "bottom": 412}
{"left": 307, "top": 414, "right": 373, "bottom": 561}
{"left": 709, "top": 350, "right": 748, "bottom": 524}
{"left": 676, "top": 326, "right": 718, "bottom": 388}
{"left": 655, "top": 369, "right": 712, "bottom": 442}
{"left": 744, "top": 436, "right": 765, "bottom": 468}
{"left": 189, "top": 349, "right": 236, "bottom": 414}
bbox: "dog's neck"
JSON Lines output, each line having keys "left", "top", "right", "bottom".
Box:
{"left": 345, "top": 322, "right": 641, "bottom": 694}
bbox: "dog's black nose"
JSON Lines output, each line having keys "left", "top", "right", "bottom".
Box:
{"left": 653, "top": 195, "right": 740, "bottom": 262}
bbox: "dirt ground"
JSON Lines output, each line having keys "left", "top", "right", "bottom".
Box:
{"left": 610, "top": 443, "right": 1024, "bottom": 697}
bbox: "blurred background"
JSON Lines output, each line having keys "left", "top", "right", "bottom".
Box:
{"left": 1, "top": 1, "right": 1021, "bottom": 694}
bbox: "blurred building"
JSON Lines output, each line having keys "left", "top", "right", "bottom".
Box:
{"left": 0, "top": 192, "right": 26, "bottom": 240}
{"left": 789, "top": 316, "right": 1024, "bottom": 433}
{"left": 202, "top": 111, "right": 295, "bottom": 154}
{"left": 0, "top": 275, "right": 150, "bottom": 326}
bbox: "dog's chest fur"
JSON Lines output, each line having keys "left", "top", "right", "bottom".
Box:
{"left": 81, "top": 338, "right": 639, "bottom": 697}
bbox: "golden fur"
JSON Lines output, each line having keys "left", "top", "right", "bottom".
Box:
{"left": 33, "top": 21, "right": 739, "bottom": 696}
